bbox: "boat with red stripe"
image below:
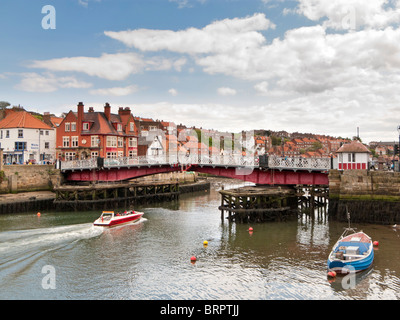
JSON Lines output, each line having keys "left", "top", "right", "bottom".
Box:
{"left": 93, "top": 210, "right": 144, "bottom": 227}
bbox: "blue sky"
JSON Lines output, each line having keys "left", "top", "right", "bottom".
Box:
{"left": 1, "top": 0, "right": 400, "bottom": 142}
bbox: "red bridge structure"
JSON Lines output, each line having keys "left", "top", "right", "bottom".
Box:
{"left": 59, "top": 155, "right": 330, "bottom": 186}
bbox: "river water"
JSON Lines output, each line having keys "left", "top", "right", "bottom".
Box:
{"left": 0, "top": 179, "right": 399, "bottom": 300}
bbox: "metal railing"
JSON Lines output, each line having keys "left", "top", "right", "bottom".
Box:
{"left": 266, "top": 155, "right": 331, "bottom": 171}
{"left": 60, "top": 154, "right": 330, "bottom": 171}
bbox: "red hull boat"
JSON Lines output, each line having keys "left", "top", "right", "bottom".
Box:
{"left": 93, "top": 210, "right": 144, "bottom": 227}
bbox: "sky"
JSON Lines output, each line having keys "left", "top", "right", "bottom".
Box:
{"left": 1, "top": 0, "right": 400, "bottom": 143}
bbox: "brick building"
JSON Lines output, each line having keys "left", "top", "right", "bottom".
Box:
{"left": 56, "top": 102, "right": 138, "bottom": 160}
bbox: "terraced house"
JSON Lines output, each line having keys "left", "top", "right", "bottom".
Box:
{"left": 56, "top": 102, "right": 138, "bottom": 161}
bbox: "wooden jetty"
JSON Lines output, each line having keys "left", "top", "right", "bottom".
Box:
{"left": 54, "top": 182, "right": 180, "bottom": 211}
{"left": 219, "top": 185, "right": 298, "bottom": 223}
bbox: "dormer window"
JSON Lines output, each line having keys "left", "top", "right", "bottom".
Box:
{"left": 130, "top": 122, "right": 134, "bottom": 131}
{"left": 117, "top": 124, "right": 122, "bottom": 131}
{"left": 83, "top": 122, "right": 89, "bottom": 131}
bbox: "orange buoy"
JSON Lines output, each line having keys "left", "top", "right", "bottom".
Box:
{"left": 37, "top": 212, "right": 41, "bottom": 217}
{"left": 373, "top": 241, "right": 379, "bottom": 247}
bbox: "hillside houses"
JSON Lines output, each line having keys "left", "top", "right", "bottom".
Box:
{"left": 0, "top": 101, "right": 377, "bottom": 167}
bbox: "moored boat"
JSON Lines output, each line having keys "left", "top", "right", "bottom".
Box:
{"left": 327, "top": 228, "right": 374, "bottom": 274}
{"left": 93, "top": 210, "right": 144, "bottom": 227}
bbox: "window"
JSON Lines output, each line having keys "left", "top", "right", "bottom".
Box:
{"left": 83, "top": 122, "right": 89, "bottom": 131}
{"left": 117, "top": 124, "right": 122, "bottom": 131}
{"left": 45, "top": 142, "right": 49, "bottom": 149}
{"left": 65, "top": 152, "right": 75, "bottom": 161}
{"left": 91, "top": 135, "right": 99, "bottom": 147}
{"left": 129, "top": 137, "right": 137, "bottom": 147}
{"left": 40, "top": 130, "right": 43, "bottom": 135}
{"left": 18, "top": 129, "right": 23, "bottom": 138}
{"left": 106, "top": 136, "right": 117, "bottom": 147}
{"left": 15, "top": 142, "right": 26, "bottom": 150}
{"left": 130, "top": 122, "right": 134, "bottom": 131}
{"left": 118, "top": 137, "right": 123, "bottom": 147}
{"left": 6, "top": 130, "right": 9, "bottom": 138}
{"left": 71, "top": 122, "right": 76, "bottom": 131}
{"left": 91, "top": 151, "right": 98, "bottom": 158}
{"left": 106, "top": 152, "right": 117, "bottom": 158}
{"left": 71, "top": 136, "right": 78, "bottom": 147}
{"left": 63, "top": 136, "right": 70, "bottom": 147}
{"left": 45, "top": 130, "right": 49, "bottom": 135}
{"left": 348, "top": 154, "right": 351, "bottom": 162}
{"left": 118, "top": 151, "right": 124, "bottom": 158}
{"left": 0, "top": 131, "right": 2, "bottom": 139}
{"left": 129, "top": 150, "right": 137, "bottom": 158}
{"left": 352, "top": 153, "right": 356, "bottom": 162}
{"left": 65, "top": 122, "right": 70, "bottom": 132}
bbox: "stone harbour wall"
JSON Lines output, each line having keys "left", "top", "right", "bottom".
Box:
{"left": 0, "top": 165, "right": 62, "bottom": 194}
{"left": 329, "top": 169, "right": 400, "bottom": 200}
{"left": 328, "top": 169, "right": 400, "bottom": 224}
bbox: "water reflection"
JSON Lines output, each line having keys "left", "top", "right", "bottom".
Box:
{"left": 0, "top": 178, "right": 399, "bottom": 299}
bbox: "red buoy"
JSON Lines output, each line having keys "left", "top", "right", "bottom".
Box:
{"left": 373, "top": 241, "right": 379, "bottom": 247}
{"left": 190, "top": 256, "right": 197, "bottom": 262}
{"left": 327, "top": 271, "right": 337, "bottom": 278}
{"left": 248, "top": 227, "right": 253, "bottom": 232}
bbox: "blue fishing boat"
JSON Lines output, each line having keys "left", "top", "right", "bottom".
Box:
{"left": 327, "top": 228, "right": 374, "bottom": 274}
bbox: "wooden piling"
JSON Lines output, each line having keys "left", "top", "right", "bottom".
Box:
{"left": 218, "top": 185, "right": 298, "bottom": 223}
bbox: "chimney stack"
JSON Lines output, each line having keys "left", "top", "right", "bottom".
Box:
{"left": 118, "top": 106, "right": 131, "bottom": 117}
{"left": 77, "top": 102, "right": 84, "bottom": 135}
{"left": 43, "top": 112, "right": 51, "bottom": 127}
{"left": 104, "top": 102, "right": 111, "bottom": 121}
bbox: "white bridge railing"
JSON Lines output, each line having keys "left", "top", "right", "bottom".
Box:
{"left": 267, "top": 155, "right": 331, "bottom": 171}
{"left": 59, "top": 154, "right": 330, "bottom": 171}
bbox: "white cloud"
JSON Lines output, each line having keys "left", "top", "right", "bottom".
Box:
{"left": 168, "top": 88, "right": 178, "bottom": 96}
{"left": 294, "top": 0, "right": 400, "bottom": 30}
{"left": 78, "top": 0, "right": 101, "bottom": 7}
{"left": 15, "top": 72, "right": 92, "bottom": 93}
{"left": 104, "top": 13, "right": 275, "bottom": 54}
{"left": 29, "top": 52, "right": 186, "bottom": 81}
{"left": 217, "top": 87, "right": 237, "bottom": 96}
{"left": 30, "top": 53, "right": 144, "bottom": 81}
{"left": 89, "top": 85, "right": 138, "bottom": 96}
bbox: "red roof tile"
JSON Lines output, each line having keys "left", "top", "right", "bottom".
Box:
{"left": 336, "top": 140, "right": 371, "bottom": 153}
{"left": 0, "top": 110, "right": 52, "bottom": 130}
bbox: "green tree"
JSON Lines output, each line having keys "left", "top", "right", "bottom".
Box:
{"left": 309, "top": 141, "right": 323, "bottom": 151}
{"left": 271, "top": 135, "right": 281, "bottom": 146}
{"left": 0, "top": 101, "right": 10, "bottom": 109}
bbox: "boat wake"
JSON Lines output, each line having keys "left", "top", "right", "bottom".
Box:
{"left": 0, "top": 223, "right": 104, "bottom": 262}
